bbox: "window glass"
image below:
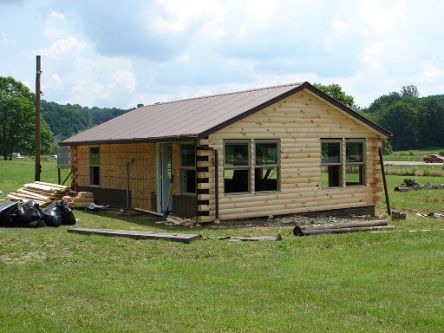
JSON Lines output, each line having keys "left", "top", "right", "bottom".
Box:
{"left": 225, "top": 143, "right": 249, "bottom": 167}
{"left": 90, "top": 166, "right": 100, "bottom": 186}
{"left": 255, "top": 167, "right": 278, "bottom": 191}
{"left": 321, "top": 142, "right": 341, "bottom": 164}
{"left": 89, "top": 147, "right": 100, "bottom": 165}
{"left": 321, "top": 165, "right": 341, "bottom": 188}
{"left": 256, "top": 143, "right": 278, "bottom": 165}
{"left": 224, "top": 169, "right": 249, "bottom": 193}
{"left": 180, "top": 144, "right": 195, "bottom": 167}
{"left": 345, "top": 164, "right": 365, "bottom": 186}
{"left": 181, "top": 169, "right": 196, "bottom": 193}
{"left": 346, "top": 141, "right": 364, "bottom": 162}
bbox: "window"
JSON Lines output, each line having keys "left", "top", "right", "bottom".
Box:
{"left": 180, "top": 144, "right": 196, "bottom": 194}
{"left": 89, "top": 146, "right": 100, "bottom": 186}
{"left": 321, "top": 140, "right": 342, "bottom": 188}
{"left": 345, "top": 140, "right": 365, "bottom": 186}
{"left": 255, "top": 141, "right": 279, "bottom": 191}
{"left": 224, "top": 142, "right": 250, "bottom": 193}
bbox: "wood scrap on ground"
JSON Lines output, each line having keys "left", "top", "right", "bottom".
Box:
{"left": 220, "top": 235, "right": 283, "bottom": 241}
{"left": 416, "top": 212, "right": 444, "bottom": 219}
{"left": 293, "top": 219, "right": 393, "bottom": 236}
{"left": 68, "top": 227, "right": 201, "bottom": 243}
{"left": 394, "top": 178, "right": 444, "bottom": 192}
{"left": 165, "top": 215, "right": 198, "bottom": 228}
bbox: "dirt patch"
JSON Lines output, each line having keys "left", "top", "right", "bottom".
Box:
{"left": 0, "top": 251, "right": 47, "bottom": 264}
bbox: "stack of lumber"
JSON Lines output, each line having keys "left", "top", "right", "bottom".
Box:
{"left": 7, "top": 181, "right": 71, "bottom": 207}
{"left": 293, "top": 220, "right": 393, "bottom": 236}
{"left": 69, "top": 192, "right": 94, "bottom": 208}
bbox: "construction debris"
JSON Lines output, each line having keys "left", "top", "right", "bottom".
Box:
{"left": 394, "top": 178, "right": 444, "bottom": 192}
{"left": 68, "top": 227, "right": 201, "bottom": 243}
{"left": 7, "top": 181, "right": 72, "bottom": 207}
{"left": 391, "top": 210, "right": 407, "bottom": 220}
{"left": 293, "top": 220, "right": 392, "bottom": 236}
{"left": 69, "top": 192, "right": 94, "bottom": 208}
{"left": 416, "top": 212, "right": 444, "bottom": 219}
{"left": 165, "top": 215, "right": 198, "bottom": 227}
{"left": 221, "top": 235, "right": 283, "bottom": 242}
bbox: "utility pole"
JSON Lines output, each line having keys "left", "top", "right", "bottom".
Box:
{"left": 35, "top": 55, "right": 42, "bottom": 181}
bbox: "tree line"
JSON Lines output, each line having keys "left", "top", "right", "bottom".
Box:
{"left": 315, "top": 83, "right": 444, "bottom": 151}
{"left": 1, "top": 75, "right": 442, "bottom": 160}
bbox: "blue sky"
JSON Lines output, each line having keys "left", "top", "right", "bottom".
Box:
{"left": 1, "top": 0, "right": 443, "bottom": 108}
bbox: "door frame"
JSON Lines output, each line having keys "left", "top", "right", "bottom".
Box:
{"left": 156, "top": 142, "right": 172, "bottom": 213}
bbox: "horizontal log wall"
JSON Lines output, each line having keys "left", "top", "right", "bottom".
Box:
{"left": 207, "top": 89, "right": 384, "bottom": 221}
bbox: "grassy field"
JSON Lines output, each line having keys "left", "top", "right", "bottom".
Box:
{"left": 384, "top": 148, "right": 444, "bottom": 161}
{"left": 1, "top": 159, "right": 443, "bottom": 332}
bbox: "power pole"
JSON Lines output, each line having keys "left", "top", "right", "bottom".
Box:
{"left": 35, "top": 55, "right": 42, "bottom": 181}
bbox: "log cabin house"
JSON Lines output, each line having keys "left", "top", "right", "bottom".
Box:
{"left": 61, "top": 82, "right": 391, "bottom": 223}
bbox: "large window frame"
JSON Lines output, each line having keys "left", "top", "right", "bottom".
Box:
{"left": 321, "top": 139, "right": 343, "bottom": 188}
{"left": 179, "top": 144, "right": 196, "bottom": 194}
{"left": 320, "top": 138, "right": 367, "bottom": 188}
{"left": 345, "top": 139, "right": 366, "bottom": 187}
{"left": 223, "top": 140, "right": 251, "bottom": 194}
{"left": 89, "top": 146, "right": 100, "bottom": 186}
{"left": 254, "top": 140, "right": 280, "bottom": 192}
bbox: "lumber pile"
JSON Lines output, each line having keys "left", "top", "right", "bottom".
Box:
{"left": 7, "top": 181, "right": 71, "bottom": 207}
{"left": 293, "top": 220, "right": 393, "bottom": 236}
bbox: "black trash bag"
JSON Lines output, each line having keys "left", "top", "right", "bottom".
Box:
{"left": 15, "top": 200, "right": 44, "bottom": 227}
{"left": 59, "top": 200, "right": 76, "bottom": 225}
{"left": 0, "top": 201, "right": 19, "bottom": 227}
{"left": 27, "top": 219, "right": 46, "bottom": 228}
{"left": 42, "top": 202, "right": 62, "bottom": 227}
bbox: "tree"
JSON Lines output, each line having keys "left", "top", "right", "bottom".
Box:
{"left": 417, "top": 96, "right": 444, "bottom": 148}
{"left": 0, "top": 76, "right": 53, "bottom": 160}
{"left": 401, "top": 85, "right": 419, "bottom": 98}
{"left": 313, "top": 83, "right": 357, "bottom": 110}
{"left": 379, "top": 100, "right": 419, "bottom": 150}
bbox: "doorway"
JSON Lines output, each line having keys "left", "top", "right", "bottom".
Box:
{"left": 157, "top": 142, "right": 172, "bottom": 213}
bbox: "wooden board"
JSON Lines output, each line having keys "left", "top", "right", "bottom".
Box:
{"left": 68, "top": 227, "right": 202, "bottom": 243}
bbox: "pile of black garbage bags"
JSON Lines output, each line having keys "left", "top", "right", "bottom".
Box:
{"left": 0, "top": 200, "right": 76, "bottom": 228}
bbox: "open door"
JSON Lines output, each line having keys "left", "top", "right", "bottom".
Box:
{"left": 157, "top": 142, "right": 172, "bottom": 213}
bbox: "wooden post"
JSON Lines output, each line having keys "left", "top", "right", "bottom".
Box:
{"left": 378, "top": 147, "right": 391, "bottom": 216}
{"left": 35, "top": 55, "right": 42, "bottom": 181}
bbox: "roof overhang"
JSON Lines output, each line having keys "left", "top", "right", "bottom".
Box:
{"left": 59, "top": 134, "right": 198, "bottom": 146}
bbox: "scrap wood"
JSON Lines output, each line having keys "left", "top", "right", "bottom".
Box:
{"left": 220, "top": 235, "right": 283, "bottom": 241}
{"left": 134, "top": 208, "right": 163, "bottom": 217}
{"left": 166, "top": 215, "right": 198, "bottom": 227}
{"left": 416, "top": 212, "right": 444, "bottom": 219}
{"left": 294, "top": 219, "right": 392, "bottom": 236}
{"left": 68, "top": 227, "right": 202, "bottom": 243}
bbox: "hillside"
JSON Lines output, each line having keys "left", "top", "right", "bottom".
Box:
{"left": 42, "top": 100, "right": 131, "bottom": 139}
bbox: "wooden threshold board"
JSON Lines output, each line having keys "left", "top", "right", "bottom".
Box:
{"left": 68, "top": 227, "right": 202, "bottom": 243}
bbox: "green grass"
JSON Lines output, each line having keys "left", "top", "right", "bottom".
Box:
{"left": 384, "top": 164, "right": 444, "bottom": 177}
{"left": 384, "top": 148, "right": 444, "bottom": 161}
{"left": 1, "top": 160, "right": 444, "bottom": 332}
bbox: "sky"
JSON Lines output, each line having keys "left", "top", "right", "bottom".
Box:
{"left": 1, "top": 0, "right": 443, "bottom": 109}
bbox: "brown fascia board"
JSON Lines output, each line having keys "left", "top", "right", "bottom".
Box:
{"left": 198, "top": 81, "right": 392, "bottom": 139}
{"left": 59, "top": 134, "right": 199, "bottom": 146}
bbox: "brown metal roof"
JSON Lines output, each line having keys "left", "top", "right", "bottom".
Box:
{"left": 61, "top": 81, "right": 390, "bottom": 145}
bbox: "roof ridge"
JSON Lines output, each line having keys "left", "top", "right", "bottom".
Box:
{"left": 143, "top": 82, "right": 303, "bottom": 108}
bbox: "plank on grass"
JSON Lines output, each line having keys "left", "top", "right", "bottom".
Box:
{"left": 294, "top": 225, "right": 394, "bottom": 236}
{"left": 68, "top": 227, "right": 202, "bottom": 243}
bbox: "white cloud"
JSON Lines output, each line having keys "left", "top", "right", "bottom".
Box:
{"left": 36, "top": 37, "right": 87, "bottom": 59}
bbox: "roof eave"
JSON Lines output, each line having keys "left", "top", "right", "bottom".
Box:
{"left": 59, "top": 134, "right": 199, "bottom": 146}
